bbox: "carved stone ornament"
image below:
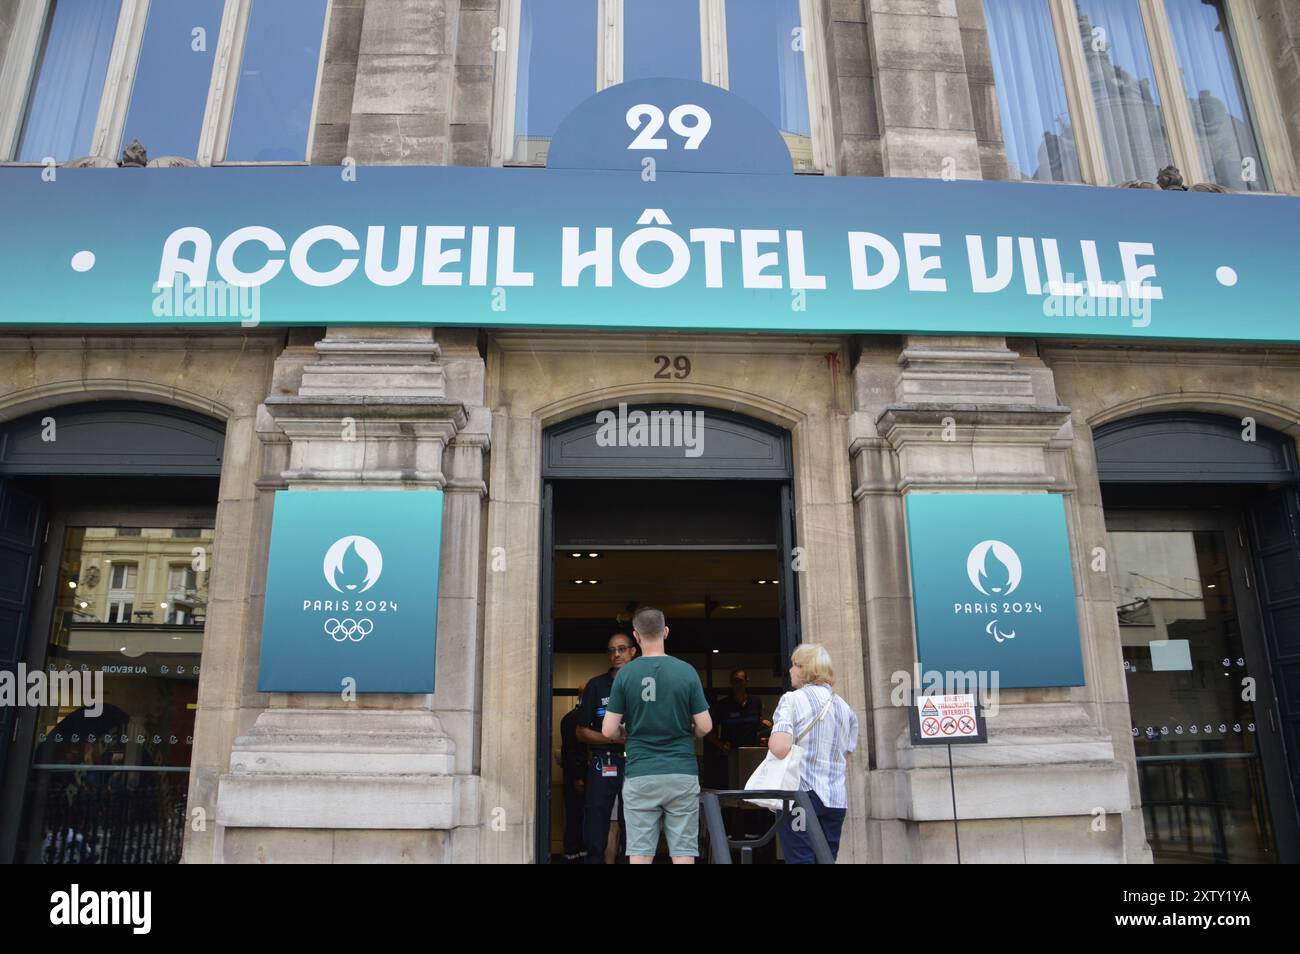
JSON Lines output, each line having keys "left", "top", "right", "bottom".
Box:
{"left": 1119, "top": 164, "right": 1228, "bottom": 193}
{"left": 119, "top": 138, "right": 147, "bottom": 167}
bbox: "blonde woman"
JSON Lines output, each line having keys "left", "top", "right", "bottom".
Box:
{"left": 768, "top": 643, "right": 858, "bottom": 863}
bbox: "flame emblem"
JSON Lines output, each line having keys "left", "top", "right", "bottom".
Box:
{"left": 323, "top": 535, "right": 383, "bottom": 593}
{"left": 966, "top": 540, "right": 1022, "bottom": 596}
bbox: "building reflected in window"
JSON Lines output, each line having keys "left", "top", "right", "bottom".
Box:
{"left": 15, "top": 526, "right": 212, "bottom": 864}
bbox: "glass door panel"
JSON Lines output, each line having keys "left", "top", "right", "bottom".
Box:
{"left": 15, "top": 525, "right": 212, "bottom": 864}
{"left": 1110, "top": 524, "right": 1278, "bottom": 862}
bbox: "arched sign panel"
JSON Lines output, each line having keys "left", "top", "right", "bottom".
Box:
{"left": 1, "top": 81, "right": 1297, "bottom": 341}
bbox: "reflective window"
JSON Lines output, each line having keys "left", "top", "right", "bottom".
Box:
{"left": 624, "top": 0, "right": 701, "bottom": 82}
{"left": 121, "top": 0, "right": 224, "bottom": 159}
{"left": 983, "top": 0, "right": 1081, "bottom": 182}
{"left": 514, "top": 0, "right": 597, "bottom": 164}
{"left": 1164, "top": 0, "right": 1269, "bottom": 191}
{"left": 725, "top": 0, "right": 812, "bottom": 170}
{"left": 1075, "top": 0, "right": 1174, "bottom": 183}
{"left": 16, "top": 526, "right": 213, "bottom": 864}
{"left": 1112, "top": 529, "right": 1278, "bottom": 863}
{"left": 15, "top": 0, "right": 122, "bottom": 162}
{"left": 224, "top": 0, "right": 329, "bottom": 161}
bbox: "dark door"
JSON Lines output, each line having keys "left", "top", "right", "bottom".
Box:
{"left": 0, "top": 480, "right": 45, "bottom": 784}
{"left": 1245, "top": 489, "right": 1300, "bottom": 841}
{"left": 1108, "top": 509, "right": 1298, "bottom": 862}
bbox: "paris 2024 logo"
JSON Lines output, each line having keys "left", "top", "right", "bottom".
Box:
{"left": 959, "top": 540, "right": 1041, "bottom": 644}
{"left": 308, "top": 535, "right": 397, "bottom": 642}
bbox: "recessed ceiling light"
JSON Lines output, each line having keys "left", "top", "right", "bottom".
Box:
{"left": 712, "top": 649, "right": 720, "bottom": 654}
{"left": 68, "top": 581, "right": 77, "bottom": 589}
{"left": 587, "top": 580, "right": 598, "bottom": 585}
{"left": 571, "top": 552, "right": 582, "bottom": 558}
{"left": 572, "top": 579, "right": 583, "bottom": 584}
{"left": 588, "top": 552, "right": 599, "bottom": 558}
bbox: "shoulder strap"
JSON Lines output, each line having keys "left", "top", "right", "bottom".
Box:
{"left": 794, "top": 688, "right": 835, "bottom": 744}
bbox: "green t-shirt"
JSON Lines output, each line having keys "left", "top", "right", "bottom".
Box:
{"left": 608, "top": 654, "right": 709, "bottom": 779}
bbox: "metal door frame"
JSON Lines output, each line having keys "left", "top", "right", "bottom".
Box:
{"left": 534, "top": 407, "right": 798, "bottom": 863}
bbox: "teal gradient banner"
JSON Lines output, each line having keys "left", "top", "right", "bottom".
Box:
{"left": 906, "top": 493, "right": 1084, "bottom": 688}
{"left": 258, "top": 490, "right": 443, "bottom": 693}
{"left": 0, "top": 164, "right": 1295, "bottom": 340}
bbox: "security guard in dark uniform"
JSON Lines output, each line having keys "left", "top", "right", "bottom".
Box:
{"left": 575, "top": 632, "right": 637, "bottom": 863}
{"left": 706, "top": 669, "right": 770, "bottom": 787}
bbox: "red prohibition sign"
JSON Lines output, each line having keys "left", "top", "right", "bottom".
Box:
{"left": 940, "top": 717, "right": 958, "bottom": 735}
{"left": 958, "top": 716, "right": 976, "bottom": 734}
{"left": 921, "top": 718, "right": 940, "bottom": 736}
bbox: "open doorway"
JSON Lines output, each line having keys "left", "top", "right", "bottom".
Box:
{"left": 535, "top": 407, "right": 798, "bottom": 863}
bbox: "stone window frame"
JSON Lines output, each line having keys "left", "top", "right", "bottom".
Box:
{"left": 488, "top": 0, "right": 837, "bottom": 173}
{"left": 0, "top": 0, "right": 332, "bottom": 166}
{"left": 1041, "top": 0, "right": 1297, "bottom": 192}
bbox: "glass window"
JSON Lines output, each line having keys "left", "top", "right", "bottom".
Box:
{"left": 624, "top": 0, "right": 701, "bottom": 82}
{"left": 1075, "top": 0, "right": 1174, "bottom": 183}
{"left": 1112, "top": 528, "right": 1279, "bottom": 862}
{"left": 109, "top": 562, "right": 137, "bottom": 591}
{"left": 983, "top": 0, "right": 1082, "bottom": 182}
{"left": 513, "top": 0, "right": 597, "bottom": 164}
{"left": 15, "top": 0, "right": 122, "bottom": 162}
{"left": 224, "top": 0, "right": 329, "bottom": 161}
{"left": 1164, "top": 0, "right": 1269, "bottom": 191}
{"left": 120, "top": 0, "right": 224, "bottom": 159}
{"left": 17, "top": 526, "right": 213, "bottom": 863}
{"left": 725, "top": 0, "right": 812, "bottom": 170}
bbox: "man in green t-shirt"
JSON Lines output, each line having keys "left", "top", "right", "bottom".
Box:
{"left": 602, "top": 606, "right": 712, "bottom": 863}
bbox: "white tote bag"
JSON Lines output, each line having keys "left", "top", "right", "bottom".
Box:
{"left": 743, "top": 689, "right": 834, "bottom": 811}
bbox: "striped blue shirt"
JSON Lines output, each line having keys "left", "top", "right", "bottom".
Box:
{"left": 772, "top": 684, "right": 858, "bottom": 809}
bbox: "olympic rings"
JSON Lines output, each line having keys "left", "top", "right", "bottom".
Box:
{"left": 323, "top": 618, "right": 374, "bottom": 642}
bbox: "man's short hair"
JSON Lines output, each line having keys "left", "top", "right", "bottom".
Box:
{"left": 632, "top": 606, "right": 665, "bottom": 639}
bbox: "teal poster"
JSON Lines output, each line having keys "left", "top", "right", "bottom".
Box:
{"left": 258, "top": 490, "right": 443, "bottom": 693}
{"left": 905, "top": 493, "right": 1084, "bottom": 688}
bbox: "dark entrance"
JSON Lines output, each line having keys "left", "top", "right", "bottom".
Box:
{"left": 537, "top": 406, "right": 798, "bottom": 863}
{"left": 1096, "top": 412, "right": 1300, "bottom": 863}
{"left": 0, "top": 402, "right": 223, "bottom": 864}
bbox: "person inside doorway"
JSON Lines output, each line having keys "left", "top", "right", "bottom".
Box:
{"left": 603, "top": 607, "right": 712, "bottom": 864}
{"left": 575, "top": 632, "right": 637, "bottom": 863}
{"left": 559, "top": 681, "right": 588, "bottom": 863}
{"left": 706, "top": 668, "right": 772, "bottom": 788}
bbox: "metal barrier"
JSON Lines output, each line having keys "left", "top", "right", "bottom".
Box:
{"left": 700, "top": 789, "right": 834, "bottom": 864}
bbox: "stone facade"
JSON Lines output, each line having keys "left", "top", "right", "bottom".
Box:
{"left": 0, "top": 0, "right": 1297, "bottom": 863}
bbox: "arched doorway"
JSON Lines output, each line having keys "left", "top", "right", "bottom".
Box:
{"left": 0, "top": 401, "right": 224, "bottom": 864}
{"left": 537, "top": 404, "right": 798, "bottom": 863}
{"left": 1095, "top": 411, "right": 1300, "bottom": 863}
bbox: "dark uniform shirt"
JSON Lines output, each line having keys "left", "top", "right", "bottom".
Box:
{"left": 559, "top": 705, "right": 585, "bottom": 779}
{"left": 576, "top": 670, "right": 619, "bottom": 755}
{"left": 714, "top": 692, "right": 764, "bottom": 749}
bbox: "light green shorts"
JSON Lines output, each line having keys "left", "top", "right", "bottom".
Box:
{"left": 621, "top": 773, "right": 701, "bottom": 858}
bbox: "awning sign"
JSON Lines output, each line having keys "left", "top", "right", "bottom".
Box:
{"left": 1, "top": 80, "right": 1296, "bottom": 342}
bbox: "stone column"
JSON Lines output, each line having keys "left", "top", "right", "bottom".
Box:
{"left": 346, "top": 0, "right": 458, "bottom": 164}
{"left": 849, "top": 335, "right": 1142, "bottom": 862}
{"left": 865, "top": 0, "right": 982, "bottom": 179}
{"left": 214, "top": 327, "right": 490, "bottom": 863}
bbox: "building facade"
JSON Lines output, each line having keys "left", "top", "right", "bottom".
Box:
{"left": 0, "top": 0, "right": 1298, "bottom": 864}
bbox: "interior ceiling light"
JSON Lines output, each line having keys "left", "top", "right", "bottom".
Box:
{"left": 571, "top": 552, "right": 581, "bottom": 558}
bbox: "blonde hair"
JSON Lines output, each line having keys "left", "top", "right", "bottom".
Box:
{"left": 792, "top": 643, "right": 835, "bottom": 687}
